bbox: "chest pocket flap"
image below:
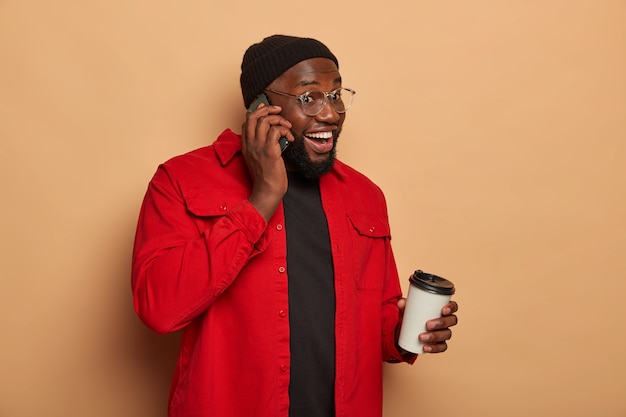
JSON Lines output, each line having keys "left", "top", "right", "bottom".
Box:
{"left": 347, "top": 212, "right": 391, "bottom": 238}
{"left": 184, "top": 189, "right": 245, "bottom": 217}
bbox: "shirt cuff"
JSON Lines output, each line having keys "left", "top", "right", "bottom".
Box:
{"left": 226, "top": 199, "right": 271, "bottom": 251}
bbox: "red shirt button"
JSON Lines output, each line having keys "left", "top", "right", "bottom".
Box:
{"left": 280, "top": 364, "right": 287, "bottom": 372}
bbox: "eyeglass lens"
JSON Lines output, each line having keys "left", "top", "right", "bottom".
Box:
{"left": 302, "top": 88, "right": 354, "bottom": 116}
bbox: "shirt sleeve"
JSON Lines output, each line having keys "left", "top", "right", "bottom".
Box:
{"left": 131, "top": 165, "right": 269, "bottom": 334}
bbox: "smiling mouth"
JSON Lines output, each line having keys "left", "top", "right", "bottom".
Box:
{"left": 304, "top": 130, "right": 334, "bottom": 154}
{"left": 305, "top": 131, "right": 333, "bottom": 144}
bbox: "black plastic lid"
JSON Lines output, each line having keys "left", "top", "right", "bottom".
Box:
{"left": 409, "top": 270, "right": 455, "bottom": 295}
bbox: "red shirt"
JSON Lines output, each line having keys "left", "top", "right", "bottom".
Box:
{"left": 132, "top": 129, "right": 415, "bottom": 417}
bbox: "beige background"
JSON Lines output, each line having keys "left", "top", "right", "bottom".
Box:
{"left": 1, "top": 1, "right": 625, "bottom": 416}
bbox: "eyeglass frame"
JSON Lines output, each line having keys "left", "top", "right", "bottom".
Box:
{"left": 264, "top": 87, "right": 356, "bottom": 116}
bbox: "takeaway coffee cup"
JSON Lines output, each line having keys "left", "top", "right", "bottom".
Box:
{"left": 398, "top": 270, "right": 455, "bottom": 354}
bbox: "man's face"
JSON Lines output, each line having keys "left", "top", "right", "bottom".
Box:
{"left": 265, "top": 57, "right": 346, "bottom": 179}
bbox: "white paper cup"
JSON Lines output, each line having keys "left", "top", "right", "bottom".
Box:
{"left": 398, "top": 270, "right": 455, "bottom": 354}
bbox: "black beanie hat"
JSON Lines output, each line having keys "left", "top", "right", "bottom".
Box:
{"left": 240, "top": 35, "right": 339, "bottom": 108}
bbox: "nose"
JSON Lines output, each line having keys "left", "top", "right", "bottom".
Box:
{"left": 315, "top": 97, "right": 341, "bottom": 123}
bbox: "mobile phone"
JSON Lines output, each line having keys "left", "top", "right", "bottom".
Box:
{"left": 247, "top": 93, "right": 289, "bottom": 152}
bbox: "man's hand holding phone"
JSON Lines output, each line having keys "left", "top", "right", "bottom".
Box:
{"left": 247, "top": 94, "right": 290, "bottom": 152}
{"left": 243, "top": 94, "right": 294, "bottom": 222}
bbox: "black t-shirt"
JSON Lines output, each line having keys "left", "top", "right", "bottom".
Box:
{"left": 283, "top": 171, "right": 336, "bottom": 417}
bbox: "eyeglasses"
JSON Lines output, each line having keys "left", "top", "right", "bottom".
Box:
{"left": 265, "top": 87, "right": 356, "bottom": 117}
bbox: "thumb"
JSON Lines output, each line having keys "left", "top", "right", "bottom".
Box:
{"left": 397, "top": 297, "right": 407, "bottom": 311}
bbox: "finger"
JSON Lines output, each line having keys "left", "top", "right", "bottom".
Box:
{"left": 249, "top": 101, "right": 266, "bottom": 112}
{"left": 260, "top": 114, "right": 292, "bottom": 131}
{"left": 266, "top": 125, "right": 295, "bottom": 151}
{"left": 248, "top": 105, "right": 290, "bottom": 128}
{"left": 244, "top": 104, "right": 270, "bottom": 136}
{"left": 422, "top": 341, "right": 448, "bottom": 354}
{"left": 247, "top": 102, "right": 275, "bottom": 117}
{"left": 397, "top": 298, "right": 407, "bottom": 311}
{"left": 253, "top": 115, "right": 293, "bottom": 148}
{"left": 425, "top": 314, "right": 458, "bottom": 331}
{"left": 419, "top": 329, "right": 452, "bottom": 344}
{"left": 441, "top": 300, "right": 458, "bottom": 316}
{"left": 244, "top": 106, "right": 290, "bottom": 141}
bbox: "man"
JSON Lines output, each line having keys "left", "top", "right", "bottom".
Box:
{"left": 132, "top": 34, "right": 458, "bottom": 417}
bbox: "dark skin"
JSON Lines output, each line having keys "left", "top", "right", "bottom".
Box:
{"left": 242, "top": 57, "right": 458, "bottom": 353}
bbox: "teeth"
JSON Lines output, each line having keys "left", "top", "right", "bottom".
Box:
{"left": 307, "top": 131, "right": 333, "bottom": 140}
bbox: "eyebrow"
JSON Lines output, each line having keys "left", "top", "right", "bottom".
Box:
{"left": 295, "top": 76, "right": 342, "bottom": 88}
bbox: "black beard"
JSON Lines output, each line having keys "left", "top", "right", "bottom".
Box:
{"left": 282, "top": 133, "right": 339, "bottom": 179}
